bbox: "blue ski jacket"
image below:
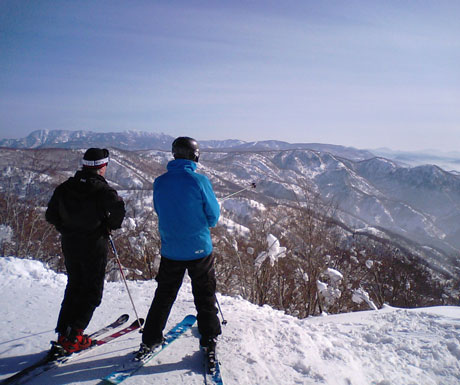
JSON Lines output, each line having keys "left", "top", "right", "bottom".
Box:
{"left": 153, "top": 159, "right": 220, "bottom": 261}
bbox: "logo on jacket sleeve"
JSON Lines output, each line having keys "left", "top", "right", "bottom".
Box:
{"left": 195, "top": 249, "right": 204, "bottom": 254}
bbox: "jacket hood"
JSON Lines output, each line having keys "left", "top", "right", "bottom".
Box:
{"left": 63, "top": 169, "right": 108, "bottom": 198}
{"left": 166, "top": 158, "right": 197, "bottom": 172}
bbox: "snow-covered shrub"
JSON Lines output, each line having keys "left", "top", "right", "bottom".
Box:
{"left": 254, "top": 233, "right": 287, "bottom": 269}
{"left": 0, "top": 224, "right": 13, "bottom": 256}
{"left": 352, "top": 287, "right": 378, "bottom": 310}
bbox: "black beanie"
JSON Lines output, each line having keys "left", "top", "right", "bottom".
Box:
{"left": 82, "top": 148, "right": 109, "bottom": 169}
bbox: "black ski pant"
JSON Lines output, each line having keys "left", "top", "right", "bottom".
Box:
{"left": 56, "top": 233, "right": 108, "bottom": 336}
{"left": 142, "top": 253, "right": 221, "bottom": 346}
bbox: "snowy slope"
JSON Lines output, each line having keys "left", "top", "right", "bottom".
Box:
{"left": 0, "top": 257, "right": 459, "bottom": 385}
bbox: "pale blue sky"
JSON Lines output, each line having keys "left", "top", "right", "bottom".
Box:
{"left": 1, "top": 0, "right": 459, "bottom": 151}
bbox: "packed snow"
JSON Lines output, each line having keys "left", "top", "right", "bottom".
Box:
{"left": 0, "top": 257, "right": 459, "bottom": 385}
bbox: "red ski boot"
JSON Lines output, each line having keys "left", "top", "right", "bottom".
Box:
{"left": 57, "top": 329, "right": 92, "bottom": 354}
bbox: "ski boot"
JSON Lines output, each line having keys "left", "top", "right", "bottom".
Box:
{"left": 134, "top": 338, "right": 164, "bottom": 361}
{"left": 57, "top": 328, "right": 92, "bottom": 354}
{"left": 200, "top": 336, "right": 217, "bottom": 373}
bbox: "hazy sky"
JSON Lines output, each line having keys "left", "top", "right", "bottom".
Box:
{"left": 1, "top": 0, "right": 459, "bottom": 151}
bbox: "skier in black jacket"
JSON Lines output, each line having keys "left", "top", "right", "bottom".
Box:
{"left": 46, "top": 148, "right": 125, "bottom": 353}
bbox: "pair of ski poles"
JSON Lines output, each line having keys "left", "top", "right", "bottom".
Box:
{"left": 216, "top": 181, "right": 256, "bottom": 324}
{"left": 110, "top": 233, "right": 229, "bottom": 327}
{"left": 110, "top": 181, "right": 257, "bottom": 327}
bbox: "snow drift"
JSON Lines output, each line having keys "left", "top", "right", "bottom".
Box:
{"left": 0, "top": 257, "right": 459, "bottom": 385}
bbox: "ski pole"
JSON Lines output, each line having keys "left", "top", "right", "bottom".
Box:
{"left": 216, "top": 297, "right": 227, "bottom": 325}
{"left": 108, "top": 235, "right": 144, "bottom": 332}
{"left": 219, "top": 182, "right": 256, "bottom": 202}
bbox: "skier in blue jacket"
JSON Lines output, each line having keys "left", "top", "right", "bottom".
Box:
{"left": 136, "top": 137, "right": 221, "bottom": 362}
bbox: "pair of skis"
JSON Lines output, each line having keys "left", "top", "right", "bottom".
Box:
{"left": 2, "top": 314, "right": 223, "bottom": 385}
{"left": 1, "top": 314, "right": 143, "bottom": 385}
{"left": 101, "top": 314, "right": 224, "bottom": 385}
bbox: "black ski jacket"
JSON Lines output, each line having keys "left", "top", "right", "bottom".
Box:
{"left": 46, "top": 169, "right": 125, "bottom": 236}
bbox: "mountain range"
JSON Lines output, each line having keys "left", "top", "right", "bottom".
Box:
{"left": 2, "top": 129, "right": 460, "bottom": 172}
{"left": 1, "top": 129, "right": 459, "bottom": 279}
{"left": 0, "top": 129, "right": 375, "bottom": 161}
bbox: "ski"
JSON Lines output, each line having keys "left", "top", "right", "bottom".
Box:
{"left": 89, "top": 314, "right": 129, "bottom": 339}
{"left": 2, "top": 316, "right": 141, "bottom": 385}
{"left": 101, "top": 314, "right": 197, "bottom": 384}
{"left": 203, "top": 348, "right": 224, "bottom": 385}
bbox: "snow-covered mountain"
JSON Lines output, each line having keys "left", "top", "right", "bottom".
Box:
{"left": 0, "top": 130, "right": 174, "bottom": 151}
{"left": 225, "top": 140, "right": 376, "bottom": 161}
{"left": 1, "top": 144, "right": 459, "bottom": 278}
{"left": 0, "top": 130, "right": 375, "bottom": 161}
{"left": 1, "top": 257, "right": 459, "bottom": 385}
{"left": 195, "top": 149, "right": 460, "bottom": 275}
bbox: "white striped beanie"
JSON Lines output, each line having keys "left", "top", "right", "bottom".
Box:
{"left": 82, "top": 148, "right": 109, "bottom": 169}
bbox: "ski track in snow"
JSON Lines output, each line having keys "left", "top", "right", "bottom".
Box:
{"left": 0, "top": 257, "right": 459, "bottom": 385}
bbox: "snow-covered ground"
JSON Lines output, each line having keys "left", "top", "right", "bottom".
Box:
{"left": 0, "top": 257, "right": 459, "bottom": 385}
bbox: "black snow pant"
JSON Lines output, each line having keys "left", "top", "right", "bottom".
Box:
{"left": 55, "top": 233, "right": 108, "bottom": 336}
{"left": 142, "top": 253, "right": 221, "bottom": 346}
